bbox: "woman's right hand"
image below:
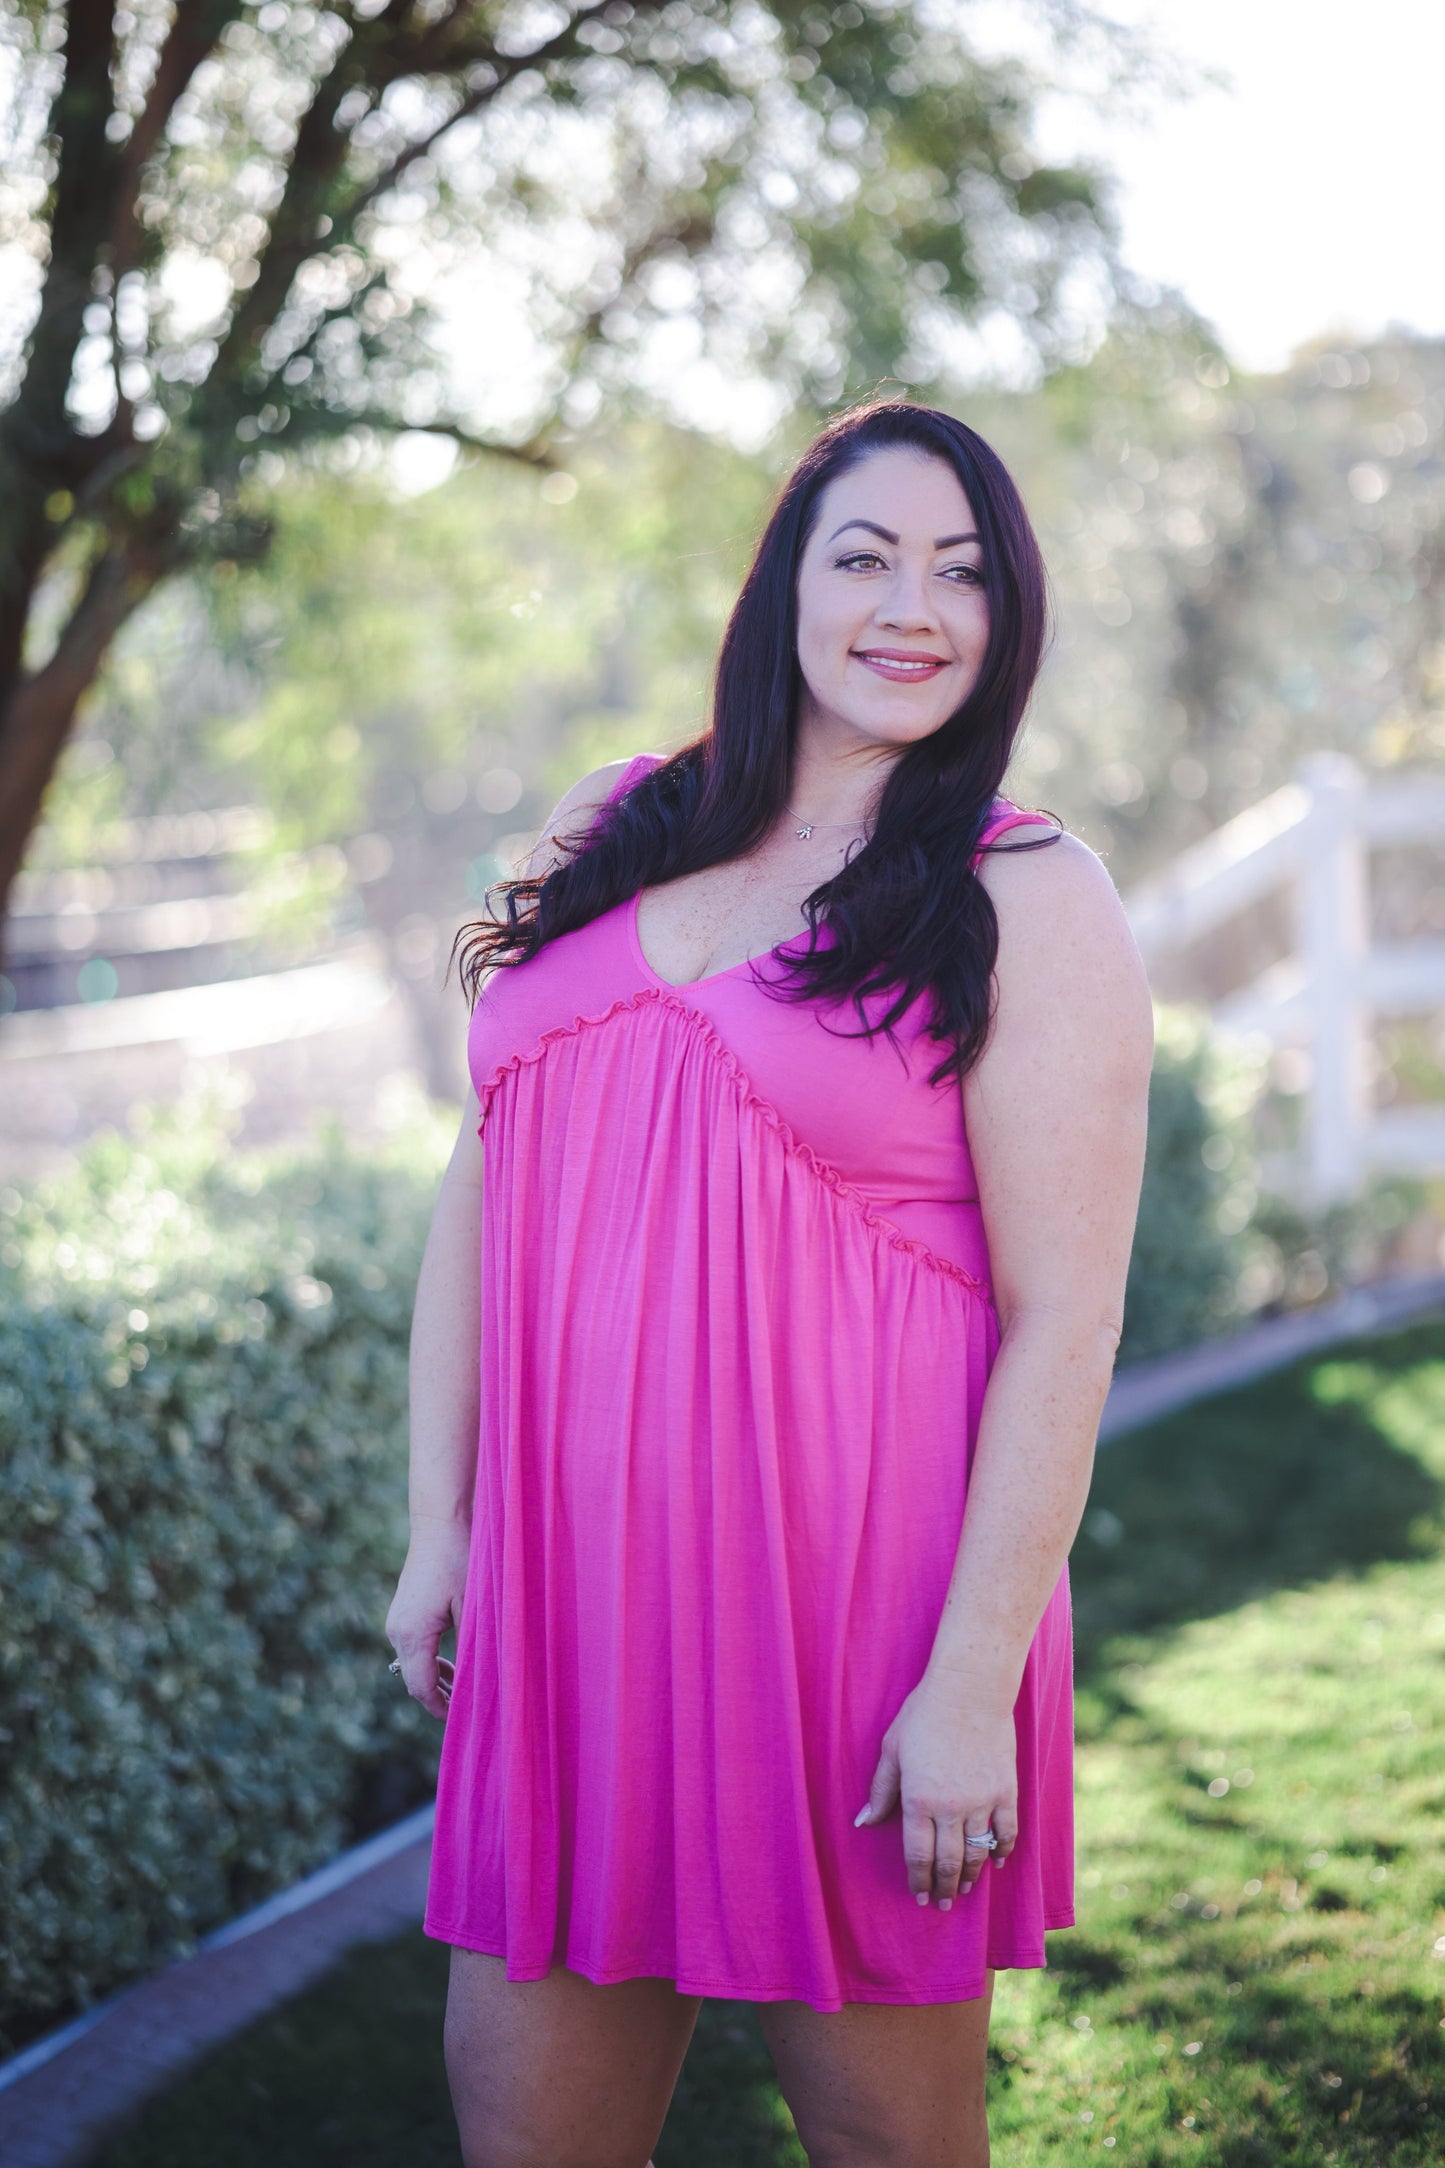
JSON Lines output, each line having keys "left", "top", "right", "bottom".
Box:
{"left": 386, "top": 1516, "right": 470, "bottom": 1721}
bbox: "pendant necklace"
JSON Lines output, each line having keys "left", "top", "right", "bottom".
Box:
{"left": 783, "top": 803, "right": 870, "bottom": 843}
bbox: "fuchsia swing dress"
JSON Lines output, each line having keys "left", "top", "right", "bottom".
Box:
{"left": 423, "top": 754, "right": 1076, "bottom": 2010}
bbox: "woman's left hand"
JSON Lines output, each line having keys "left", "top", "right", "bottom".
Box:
{"left": 855, "top": 1674, "right": 1019, "bottom": 1907}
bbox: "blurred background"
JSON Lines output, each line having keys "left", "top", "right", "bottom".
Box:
{"left": 3, "top": 3, "right": 1444, "bottom": 2160}
{"left": 4, "top": 0, "right": 1444, "bottom": 1308}
{"left": 5, "top": 0, "right": 1445, "bottom": 1256}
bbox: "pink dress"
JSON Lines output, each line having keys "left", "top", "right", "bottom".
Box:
{"left": 424, "top": 755, "right": 1075, "bottom": 2010}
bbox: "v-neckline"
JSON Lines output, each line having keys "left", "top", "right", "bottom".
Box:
{"left": 623, "top": 793, "right": 1017, "bottom": 991}
{"left": 628, "top": 890, "right": 815, "bottom": 993}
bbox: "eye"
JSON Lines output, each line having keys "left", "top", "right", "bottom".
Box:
{"left": 832, "top": 549, "right": 984, "bottom": 586}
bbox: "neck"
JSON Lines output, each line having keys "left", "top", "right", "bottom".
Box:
{"left": 787, "top": 711, "right": 899, "bottom": 826}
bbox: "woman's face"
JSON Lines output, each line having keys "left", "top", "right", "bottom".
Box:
{"left": 793, "top": 446, "right": 991, "bottom": 753}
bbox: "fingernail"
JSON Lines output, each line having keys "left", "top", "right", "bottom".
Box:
{"left": 916, "top": 1892, "right": 929, "bottom": 1906}
{"left": 938, "top": 1897, "right": 952, "bottom": 1912}
{"left": 854, "top": 1807, "right": 870, "bottom": 1827}
{"left": 994, "top": 1857, "right": 1005, "bottom": 1869}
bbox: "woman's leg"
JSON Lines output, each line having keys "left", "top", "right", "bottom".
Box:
{"left": 756, "top": 1970, "right": 996, "bottom": 2168}
{"left": 443, "top": 1948, "right": 702, "bottom": 2168}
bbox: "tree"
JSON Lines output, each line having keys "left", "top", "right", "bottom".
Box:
{"left": 0, "top": 0, "right": 1125, "bottom": 932}
{"left": 990, "top": 321, "right": 1445, "bottom": 882}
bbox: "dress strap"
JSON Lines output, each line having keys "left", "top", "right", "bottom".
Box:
{"left": 606, "top": 751, "right": 666, "bottom": 805}
{"left": 971, "top": 796, "right": 1062, "bottom": 865}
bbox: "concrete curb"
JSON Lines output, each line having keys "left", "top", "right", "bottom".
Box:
{"left": 1098, "top": 1270, "right": 1445, "bottom": 1442}
{"left": 0, "top": 1808, "right": 436, "bottom": 2168}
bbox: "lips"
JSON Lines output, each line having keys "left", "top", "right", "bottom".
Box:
{"left": 853, "top": 649, "right": 950, "bottom": 682}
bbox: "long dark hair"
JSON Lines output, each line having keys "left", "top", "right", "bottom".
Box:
{"left": 455, "top": 398, "right": 1062, "bottom": 1087}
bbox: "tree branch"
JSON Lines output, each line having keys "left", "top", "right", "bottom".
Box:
{"left": 554, "top": 201, "right": 720, "bottom": 395}
{"left": 11, "top": 0, "right": 121, "bottom": 471}
{"left": 207, "top": 0, "right": 424, "bottom": 389}
{"left": 218, "top": 0, "right": 661, "bottom": 394}
{"left": 289, "top": 404, "right": 561, "bottom": 472}
{"left": 0, "top": 3, "right": 125, "bottom": 697}
{"left": 110, "top": 0, "right": 251, "bottom": 285}
{"left": 331, "top": 0, "right": 622, "bottom": 241}
{"left": 267, "top": 265, "right": 399, "bottom": 379}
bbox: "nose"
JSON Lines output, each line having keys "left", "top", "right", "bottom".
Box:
{"left": 874, "top": 561, "right": 940, "bottom": 634}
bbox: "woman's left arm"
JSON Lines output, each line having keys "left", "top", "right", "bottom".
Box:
{"left": 856, "top": 830, "right": 1154, "bottom": 1907}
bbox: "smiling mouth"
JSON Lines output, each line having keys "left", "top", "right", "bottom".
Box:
{"left": 852, "top": 650, "right": 950, "bottom": 678}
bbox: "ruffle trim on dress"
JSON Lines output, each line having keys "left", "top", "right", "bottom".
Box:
{"left": 476, "top": 983, "right": 994, "bottom": 1305}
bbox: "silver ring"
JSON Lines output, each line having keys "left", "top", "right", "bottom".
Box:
{"left": 964, "top": 1830, "right": 999, "bottom": 1850}
{"left": 388, "top": 1658, "right": 402, "bottom": 1676}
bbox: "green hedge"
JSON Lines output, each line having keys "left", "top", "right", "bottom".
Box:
{"left": 1119, "top": 1004, "right": 1260, "bottom": 1365}
{"left": 1120, "top": 1004, "right": 1428, "bottom": 1366}
{"left": 0, "top": 1106, "right": 451, "bottom": 2054}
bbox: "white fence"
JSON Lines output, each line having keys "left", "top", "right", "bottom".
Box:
{"left": 1124, "top": 752, "right": 1445, "bottom": 1206}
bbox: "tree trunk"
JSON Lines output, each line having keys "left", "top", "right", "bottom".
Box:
{"left": 0, "top": 526, "right": 178, "bottom": 938}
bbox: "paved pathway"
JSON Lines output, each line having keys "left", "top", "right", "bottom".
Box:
{"left": 1098, "top": 1268, "right": 1445, "bottom": 1441}
{"left": 0, "top": 1811, "right": 435, "bottom": 2168}
{"left": 3, "top": 1270, "right": 1443, "bottom": 2164}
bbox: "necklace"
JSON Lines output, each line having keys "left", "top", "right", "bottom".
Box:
{"left": 783, "top": 802, "right": 870, "bottom": 842}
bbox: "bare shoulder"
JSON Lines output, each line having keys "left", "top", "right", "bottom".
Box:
{"left": 525, "top": 753, "right": 658, "bottom": 877}
{"left": 548, "top": 756, "right": 641, "bottom": 828}
{"left": 976, "top": 822, "right": 1122, "bottom": 923}
{"left": 977, "top": 824, "right": 1153, "bottom": 1053}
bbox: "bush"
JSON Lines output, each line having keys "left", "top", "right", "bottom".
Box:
{"left": 0, "top": 1099, "right": 451, "bottom": 2053}
{"left": 1120, "top": 1005, "right": 1433, "bottom": 1367}
{"left": 1119, "top": 1004, "right": 1263, "bottom": 1366}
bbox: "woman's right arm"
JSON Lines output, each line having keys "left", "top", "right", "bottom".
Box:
{"left": 385, "top": 1088, "right": 486, "bottom": 1720}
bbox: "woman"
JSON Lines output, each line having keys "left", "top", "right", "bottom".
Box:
{"left": 386, "top": 398, "right": 1153, "bottom": 2167}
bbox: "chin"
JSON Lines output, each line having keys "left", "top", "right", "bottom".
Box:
{"left": 856, "top": 707, "right": 953, "bottom": 748}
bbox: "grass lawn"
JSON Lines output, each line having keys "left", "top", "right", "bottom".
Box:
{"left": 91, "top": 1317, "right": 1445, "bottom": 2166}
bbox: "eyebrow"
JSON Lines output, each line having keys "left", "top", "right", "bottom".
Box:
{"left": 826, "top": 519, "right": 981, "bottom": 549}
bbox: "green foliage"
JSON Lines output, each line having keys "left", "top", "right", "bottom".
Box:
{"left": 1245, "top": 1173, "right": 1434, "bottom": 1314}
{"left": 43, "top": 323, "right": 1445, "bottom": 904}
{"left": 995, "top": 1319, "right": 1445, "bottom": 2164}
{"left": 1121, "top": 1002, "right": 1435, "bottom": 1366}
{"left": 0, "top": 1102, "right": 451, "bottom": 2053}
{"left": 36, "top": 418, "right": 771, "bottom": 873}
{"left": 986, "top": 320, "right": 1445, "bottom": 883}
{"left": 1119, "top": 1005, "right": 1263, "bottom": 1365}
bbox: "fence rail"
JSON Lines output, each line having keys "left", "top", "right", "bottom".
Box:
{"left": 1123, "top": 752, "right": 1445, "bottom": 1204}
